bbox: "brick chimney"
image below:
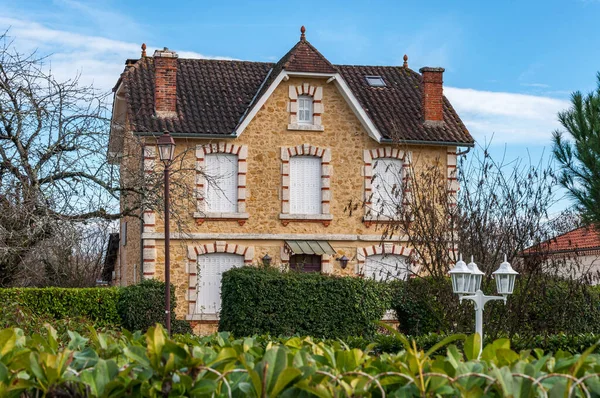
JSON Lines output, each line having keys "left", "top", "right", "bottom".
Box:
{"left": 153, "top": 48, "right": 178, "bottom": 118}
{"left": 419, "top": 67, "right": 445, "bottom": 126}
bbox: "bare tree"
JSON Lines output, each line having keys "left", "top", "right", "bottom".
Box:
{"left": 0, "top": 31, "right": 241, "bottom": 286}
{"left": 348, "top": 141, "right": 587, "bottom": 281}
{"left": 0, "top": 32, "right": 148, "bottom": 285}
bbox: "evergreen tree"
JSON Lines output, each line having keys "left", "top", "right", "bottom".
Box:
{"left": 553, "top": 73, "right": 600, "bottom": 225}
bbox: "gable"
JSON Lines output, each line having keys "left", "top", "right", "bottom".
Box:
{"left": 233, "top": 70, "right": 384, "bottom": 142}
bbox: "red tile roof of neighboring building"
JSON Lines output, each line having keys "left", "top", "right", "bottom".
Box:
{"left": 115, "top": 33, "right": 474, "bottom": 145}
{"left": 525, "top": 226, "right": 600, "bottom": 255}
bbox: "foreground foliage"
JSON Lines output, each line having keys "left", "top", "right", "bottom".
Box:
{"left": 1, "top": 325, "right": 600, "bottom": 397}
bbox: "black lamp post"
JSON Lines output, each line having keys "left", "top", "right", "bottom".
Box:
{"left": 157, "top": 131, "right": 176, "bottom": 335}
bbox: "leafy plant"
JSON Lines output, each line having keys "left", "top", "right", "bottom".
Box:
{"left": 2, "top": 325, "right": 600, "bottom": 397}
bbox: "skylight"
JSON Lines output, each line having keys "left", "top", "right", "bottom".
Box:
{"left": 365, "top": 76, "right": 386, "bottom": 87}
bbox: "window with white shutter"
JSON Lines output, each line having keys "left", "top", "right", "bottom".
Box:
{"left": 195, "top": 253, "right": 243, "bottom": 314}
{"left": 297, "top": 95, "right": 313, "bottom": 124}
{"left": 290, "top": 156, "right": 321, "bottom": 215}
{"left": 371, "top": 158, "right": 402, "bottom": 217}
{"left": 365, "top": 254, "right": 408, "bottom": 281}
{"left": 205, "top": 154, "right": 238, "bottom": 213}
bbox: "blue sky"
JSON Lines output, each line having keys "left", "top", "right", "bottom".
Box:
{"left": 2, "top": 0, "right": 598, "bottom": 209}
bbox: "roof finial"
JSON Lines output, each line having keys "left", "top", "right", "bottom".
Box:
{"left": 403, "top": 54, "right": 408, "bottom": 68}
{"left": 141, "top": 43, "right": 147, "bottom": 57}
{"left": 300, "top": 25, "right": 306, "bottom": 41}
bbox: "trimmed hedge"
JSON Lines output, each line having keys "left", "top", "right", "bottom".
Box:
{"left": 392, "top": 276, "right": 600, "bottom": 338}
{"left": 219, "top": 266, "right": 391, "bottom": 338}
{"left": 117, "top": 279, "right": 192, "bottom": 334}
{"left": 0, "top": 286, "right": 120, "bottom": 326}
{"left": 0, "top": 281, "right": 193, "bottom": 334}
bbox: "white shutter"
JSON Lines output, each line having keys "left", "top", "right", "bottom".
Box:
{"left": 196, "top": 253, "right": 244, "bottom": 314}
{"left": 205, "top": 154, "right": 238, "bottom": 213}
{"left": 290, "top": 156, "right": 321, "bottom": 214}
{"left": 372, "top": 158, "right": 402, "bottom": 217}
{"left": 365, "top": 254, "right": 408, "bottom": 281}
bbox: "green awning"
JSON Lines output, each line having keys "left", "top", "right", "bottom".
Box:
{"left": 285, "top": 240, "right": 336, "bottom": 255}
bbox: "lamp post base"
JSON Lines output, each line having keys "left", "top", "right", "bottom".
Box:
{"left": 459, "top": 290, "right": 506, "bottom": 359}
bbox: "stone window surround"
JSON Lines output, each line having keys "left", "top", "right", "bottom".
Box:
{"left": 447, "top": 148, "right": 459, "bottom": 260}
{"left": 363, "top": 147, "right": 412, "bottom": 226}
{"left": 287, "top": 83, "right": 324, "bottom": 131}
{"left": 280, "top": 144, "right": 333, "bottom": 226}
{"left": 355, "top": 243, "right": 414, "bottom": 276}
{"left": 185, "top": 241, "right": 254, "bottom": 321}
{"left": 142, "top": 145, "right": 157, "bottom": 279}
{"left": 194, "top": 143, "right": 249, "bottom": 226}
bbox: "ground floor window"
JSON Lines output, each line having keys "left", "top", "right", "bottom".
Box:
{"left": 196, "top": 253, "right": 244, "bottom": 314}
{"left": 365, "top": 254, "right": 409, "bottom": 281}
{"left": 290, "top": 254, "right": 322, "bottom": 273}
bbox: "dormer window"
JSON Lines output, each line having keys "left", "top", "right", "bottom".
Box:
{"left": 366, "top": 76, "right": 386, "bottom": 87}
{"left": 298, "top": 95, "right": 313, "bottom": 124}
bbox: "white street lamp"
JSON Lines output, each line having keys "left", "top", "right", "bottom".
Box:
{"left": 466, "top": 256, "right": 485, "bottom": 293}
{"left": 448, "top": 255, "right": 471, "bottom": 295}
{"left": 449, "top": 254, "right": 519, "bottom": 358}
{"left": 492, "top": 255, "right": 518, "bottom": 295}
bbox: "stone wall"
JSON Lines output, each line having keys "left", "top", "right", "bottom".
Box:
{"left": 120, "top": 75, "right": 456, "bottom": 332}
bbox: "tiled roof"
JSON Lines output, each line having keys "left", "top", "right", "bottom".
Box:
{"left": 337, "top": 65, "right": 472, "bottom": 144}
{"left": 525, "top": 227, "right": 600, "bottom": 255}
{"left": 117, "top": 38, "right": 474, "bottom": 145}
{"left": 122, "top": 58, "right": 272, "bottom": 135}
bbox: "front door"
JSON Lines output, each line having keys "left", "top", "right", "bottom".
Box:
{"left": 196, "top": 253, "right": 244, "bottom": 314}
{"left": 290, "top": 254, "right": 322, "bottom": 272}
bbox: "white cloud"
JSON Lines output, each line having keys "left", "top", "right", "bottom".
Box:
{"left": 445, "top": 87, "right": 571, "bottom": 145}
{"left": 0, "top": 16, "right": 235, "bottom": 92}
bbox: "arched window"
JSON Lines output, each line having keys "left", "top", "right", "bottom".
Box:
{"left": 196, "top": 253, "right": 244, "bottom": 314}
{"left": 365, "top": 254, "right": 409, "bottom": 281}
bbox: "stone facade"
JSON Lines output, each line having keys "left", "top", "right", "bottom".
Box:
{"left": 117, "top": 75, "right": 456, "bottom": 334}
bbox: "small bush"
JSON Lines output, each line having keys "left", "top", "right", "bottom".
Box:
{"left": 0, "top": 286, "right": 120, "bottom": 326}
{"left": 117, "top": 279, "right": 192, "bottom": 334}
{"left": 219, "top": 266, "right": 391, "bottom": 338}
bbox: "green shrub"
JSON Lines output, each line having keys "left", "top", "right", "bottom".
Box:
{"left": 0, "top": 286, "right": 120, "bottom": 326}
{"left": 117, "top": 279, "right": 192, "bottom": 334}
{"left": 219, "top": 266, "right": 391, "bottom": 338}
{"left": 391, "top": 276, "right": 600, "bottom": 338}
{"left": 3, "top": 326, "right": 600, "bottom": 397}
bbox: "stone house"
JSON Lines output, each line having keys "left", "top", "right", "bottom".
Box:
{"left": 107, "top": 27, "right": 474, "bottom": 333}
